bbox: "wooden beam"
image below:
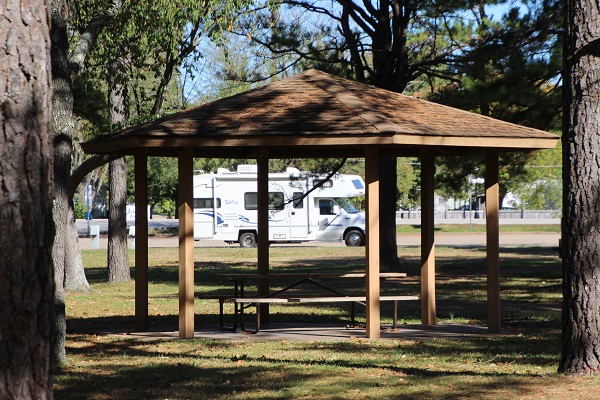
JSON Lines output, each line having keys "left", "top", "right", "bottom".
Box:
{"left": 134, "top": 149, "right": 149, "bottom": 331}
{"left": 421, "top": 151, "right": 436, "bottom": 325}
{"left": 178, "top": 148, "right": 195, "bottom": 338}
{"left": 82, "top": 131, "right": 559, "bottom": 156}
{"left": 486, "top": 151, "right": 501, "bottom": 333}
{"left": 257, "top": 148, "right": 270, "bottom": 324}
{"left": 365, "top": 146, "right": 381, "bottom": 338}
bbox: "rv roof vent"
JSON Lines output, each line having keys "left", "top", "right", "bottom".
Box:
{"left": 286, "top": 167, "right": 301, "bottom": 178}
{"left": 237, "top": 164, "right": 258, "bottom": 174}
{"left": 216, "top": 168, "right": 231, "bottom": 174}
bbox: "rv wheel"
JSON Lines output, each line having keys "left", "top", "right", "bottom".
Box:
{"left": 239, "top": 232, "right": 257, "bottom": 248}
{"left": 345, "top": 230, "right": 365, "bottom": 247}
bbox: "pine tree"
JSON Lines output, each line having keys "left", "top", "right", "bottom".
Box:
{"left": 559, "top": 0, "right": 600, "bottom": 376}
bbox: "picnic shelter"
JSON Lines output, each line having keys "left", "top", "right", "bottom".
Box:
{"left": 81, "top": 69, "right": 559, "bottom": 339}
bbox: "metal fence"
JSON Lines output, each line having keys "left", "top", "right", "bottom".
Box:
{"left": 396, "top": 210, "right": 562, "bottom": 221}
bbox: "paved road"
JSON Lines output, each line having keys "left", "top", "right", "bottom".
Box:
{"left": 76, "top": 218, "right": 178, "bottom": 235}
{"left": 77, "top": 217, "right": 560, "bottom": 250}
{"left": 77, "top": 217, "right": 560, "bottom": 235}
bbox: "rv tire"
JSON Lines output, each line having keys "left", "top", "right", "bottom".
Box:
{"left": 344, "top": 230, "right": 365, "bottom": 247}
{"left": 239, "top": 232, "right": 257, "bottom": 248}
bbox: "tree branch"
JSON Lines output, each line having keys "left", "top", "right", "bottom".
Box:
{"left": 284, "top": 0, "right": 342, "bottom": 22}
{"left": 68, "top": 154, "right": 121, "bottom": 199}
{"left": 283, "top": 159, "right": 347, "bottom": 206}
{"left": 68, "top": 0, "right": 123, "bottom": 75}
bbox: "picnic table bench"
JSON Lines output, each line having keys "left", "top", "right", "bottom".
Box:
{"left": 228, "top": 295, "right": 419, "bottom": 333}
{"left": 199, "top": 272, "right": 418, "bottom": 334}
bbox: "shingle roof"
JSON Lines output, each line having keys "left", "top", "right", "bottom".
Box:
{"left": 81, "top": 69, "right": 558, "bottom": 158}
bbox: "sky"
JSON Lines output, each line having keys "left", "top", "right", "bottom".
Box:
{"left": 180, "top": 1, "right": 528, "bottom": 106}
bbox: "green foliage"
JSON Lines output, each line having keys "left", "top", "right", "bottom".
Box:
{"left": 397, "top": 158, "right": 420, "bottom": 210}
{"left": 194, "top": 158, "right": 251, "bottom": 174}
{"left": 81, "top": 0, "right": 254, "bottom": 121}
{"left": 73, "top": 201, "right": 86, "bottom": 219}
{"left": 72, "top": 75, "right": 111, "bottom": 139}
{"left": 514, "top": 137, "right": 562, "bottom": 210}
{"left": 433, "top": 134, "right": 562, "bottom": 211}
{"left": 204, "top": 1, "right": 562, "bottom": 211}
{"left": 429, "top": 0, "right": 563, "bottom": 131}
{"left": 158, "top": 198, "right": 177, "bottom": 218}
{"left": 73, "top": 0, "right": 253, "bottom": 213}
{"left": 147, "top": 157, "right": 179, "bottom": 210}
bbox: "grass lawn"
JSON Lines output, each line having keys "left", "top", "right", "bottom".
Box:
{"left": 55, "top": 241, "right": 600, "bottom": 399}
{"left": 396, "top": 223, "right": 561, "bottom": 234}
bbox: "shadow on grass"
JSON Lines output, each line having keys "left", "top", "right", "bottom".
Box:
{"left": 56, "top": 329, "right": 561, "bottom": 400}
{"left": 68, "top": 245, "right": 564, "bottom": 397}
{"left": 78, "top": 244, "right": 561, "bottom": 335}
{"left": 66, "top": 297, "right": 424, "bottom": 335}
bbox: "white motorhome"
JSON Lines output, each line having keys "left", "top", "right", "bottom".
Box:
{"left": 193, "top": 165, "right": 366, "bottom": 247}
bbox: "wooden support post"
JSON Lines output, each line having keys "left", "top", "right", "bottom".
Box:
{"left": 134, "top": 149, "right": 149, "bottom": 331}
{"left": 486, "top": 151, "right": 501, "bottom": 333}
{"left": 365, "top": 146, "right": 381, "bottom": 338}
{"left": 178, "top": 148, "right": 195, "bottom": 338}
{"left": 421, "top": 151, "right": 436, "bottom": 325}
{"left": 257, "top": 148, "right": 270, "bottom": 324}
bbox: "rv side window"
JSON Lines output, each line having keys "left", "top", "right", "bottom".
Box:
{"left": 244, "top": 193, "right": 257, "bottom": 210}
{"left": 244, "top": 192, "right": 285, "bottom": 210}
{"left": 292, "top": 192, "right": 304, "bottom": 208}
{"left": 352, "top": 179, "right": 364, "bottom": 189}
{"left": 269, "top": 192, "right": 285, "bottom": 210}
{"left": 313, "top": 179, "right": 333, "bottom": 188}
{"left": 194, "top": 198, "right": 220, "bottom": 208}
{"left": 319, "top": 199, "right": 336, "bottom": 215}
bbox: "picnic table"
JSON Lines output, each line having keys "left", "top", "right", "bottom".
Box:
{"left": 206, "top": 272, "right": 418, "bottom": 333}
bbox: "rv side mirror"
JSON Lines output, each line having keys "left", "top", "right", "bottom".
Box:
{"left": 333, "top": 205, "right": 340, "bottom": 215}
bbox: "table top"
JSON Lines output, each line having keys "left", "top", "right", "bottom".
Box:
{"left": 214, "top": 272, "right": 407, "bottom": 280}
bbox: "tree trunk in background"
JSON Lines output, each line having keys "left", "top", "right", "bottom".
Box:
{"left": 107, "top": 59, "right": 131, "bottom": 283}
{"left": 49, "top": 0, "right": 122, "bottom": 369}
{"left": 0, "top": 1, "right": 55, "bottom": 397}
{"left": 379, "top": 157, "right": 400, "bottom": 269}
{"left": 559, "top": 0, "right": 600, "bottom": 376}
{"left": 64, "top": 207, "right": 90, "bottom": 291}
{"left": 50, "top": 0, "right": 74, "bottom": 369}
{"left": 108, "top": 159, "right": 130, "bottom": 282}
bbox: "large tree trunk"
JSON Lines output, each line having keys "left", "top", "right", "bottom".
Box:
{"left": 0, "top": 0, "right": 55, "bottom": 397}
{"left": 107, "top": 59, "right": 131, "bottom": 282}
{"left": 559, "top": 0, "right": 600, "bottom": 376}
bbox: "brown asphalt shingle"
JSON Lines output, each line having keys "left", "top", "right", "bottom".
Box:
{"left": 82, "top": 69, "right": 558, "bottom": 156}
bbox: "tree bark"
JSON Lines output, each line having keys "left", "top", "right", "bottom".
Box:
{"left": 108, "top": 158, "right": 130, "bottom": 282}
{"left": 50, "top": 0, "right": 74, "bottom": 369}
{"left": 50, "top": 0, "right": 123, "bottom": 369}
{"left": 0, "top": 0, "right": 55, "bottom": 397}
{"left": 107, "top": 59, "right": 131, "bottom": 283}
{"left": 559, "top": 0, "right": 600, "bottom": 376}
{"left": 64, "top": 207, "right": 90, "bottom": 291}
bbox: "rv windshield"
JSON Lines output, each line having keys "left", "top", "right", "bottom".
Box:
{"left": 335, "top": 198, "right": 360, "bottom": 214}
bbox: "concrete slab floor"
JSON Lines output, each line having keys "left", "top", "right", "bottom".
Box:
{"left": 96, "top": 323, "right": 504, "bottom": 342}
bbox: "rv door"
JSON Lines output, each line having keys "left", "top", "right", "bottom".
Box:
{"left": 315, "top": 199, "right": 342, "bottom": 240}
{"left": 289, "top": 191, "right": 309, "bottom": 239}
